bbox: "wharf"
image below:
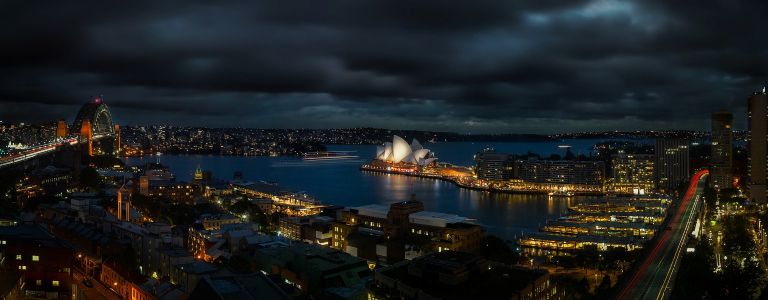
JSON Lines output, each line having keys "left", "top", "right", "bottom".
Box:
{"left": 359, "top": 165, "right": 604, "bottom": 196}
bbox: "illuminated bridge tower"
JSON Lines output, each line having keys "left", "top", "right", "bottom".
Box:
{"left": 56, "top": 119, "right": 67, "bottom": 139}
{"left": 114, "top": 124, "right": 120, "bottom": 155}
{"left": 80, "top": 120, "right": 93, "bottom": 156}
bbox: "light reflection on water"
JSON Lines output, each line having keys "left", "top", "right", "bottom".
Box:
{"left": 124, "top": 141, "right": 607, "bottom": 240}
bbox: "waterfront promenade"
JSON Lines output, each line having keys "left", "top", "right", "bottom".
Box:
{"left": 359, "top": 164, "right": 605, "bottom": 196}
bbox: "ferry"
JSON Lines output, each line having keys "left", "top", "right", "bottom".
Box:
{"left": 302, "top": 151, "right": 359, "bottom": 160}
{"left": 548, "top": 191, "right": 575, "bottom": 197}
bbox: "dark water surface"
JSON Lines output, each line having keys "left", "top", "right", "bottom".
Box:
{"left": 123, "top": 139, "right": 646, "bottom": 240}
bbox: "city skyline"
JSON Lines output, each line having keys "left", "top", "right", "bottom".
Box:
{"left": 1, "top": 1, "right": 767, "bottom": 134}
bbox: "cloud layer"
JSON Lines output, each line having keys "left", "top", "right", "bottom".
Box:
{"left": 1, "top": 0, "right": 766, "bottom": 133}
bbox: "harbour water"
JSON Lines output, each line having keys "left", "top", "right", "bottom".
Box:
{"left": 123, "top": 139, "right": 649, "bottom": 241}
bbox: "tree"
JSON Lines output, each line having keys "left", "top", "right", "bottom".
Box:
{"left": 547, "top": 154, "right": 562, "bottom": 161}
{"left": 594, "top": 275, "right": 612, "bottom": 297}
{"left": 480, "top": 235, "right": 525, "bottom": 265}
{"left": 80, "top": 166, "right": 102, "bottom": 192}
{"left": 403, "top": 234, "right": 435, "bottom": 254}
{"left": 23, "top": 195, "right": 65, "bottom": 211}
{"left": 164, "top": 204, "right": 200, "bottom": 226}
{"left": 131, "top": 194, "right": 162, "bottom": 221}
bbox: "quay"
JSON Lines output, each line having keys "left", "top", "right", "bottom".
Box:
{"left": 359, "top": 164, "right": 604, "bottom": 196}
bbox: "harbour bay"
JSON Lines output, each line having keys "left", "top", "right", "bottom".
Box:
{"left": 123, "top": 139, "right": 647, "bottom": 241}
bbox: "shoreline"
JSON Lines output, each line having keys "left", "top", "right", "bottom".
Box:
{"left": 359, "top": 165, "right": 605, "bottom": 196}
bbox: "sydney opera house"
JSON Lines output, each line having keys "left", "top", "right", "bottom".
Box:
{"left": 374, "top": 136, "right": 436, "bottom": 167}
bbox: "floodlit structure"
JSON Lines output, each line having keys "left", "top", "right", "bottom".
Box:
{"left": 376, "top": 135, "right": 436, "bottom": 166}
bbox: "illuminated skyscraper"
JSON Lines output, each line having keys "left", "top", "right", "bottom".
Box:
{"left": 711, "top": 110, "right": 733, "bottom": 190}
{"left": 748, "top": 87, "right": 768, "bottom": 204}
{"left": 654, "top": 138, "right": 689, "bottom": 190}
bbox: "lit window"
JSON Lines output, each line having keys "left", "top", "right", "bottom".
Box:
{"left": 32, "top": 255, "right": 39, "bottom": 261}
{"left": 52, "top": 281, "right": 59, "bottom": 286}
{"left": 36, "top": 280, "right": 41, "bottom": 285}
{"left": 15, "top": 255, "right": 21, "bottom": 260}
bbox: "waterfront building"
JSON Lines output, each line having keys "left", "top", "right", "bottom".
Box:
{"left": 520, "top": 232, "right": 644, "bottom": 255}
{"left": 611, "top": 154, "right": 655, "bottom": 194}
{"left": 474, "top": 149, "right": 517, "bottom": 181}
{"left": 569, "top": 197, "right": 669, "bottom": 214}
{"left": 517, "top": 159, "right": 604, "bottom": 188}
{"left": 654, "top": 138, "right": 690, "bottom": 190}
{"left": 541, "top": 220, "right": 656, "bottom": 238}
{"left": 374, "top": 251, "right": 563, "bottom": 300}
{"left": 711, "top": 109, "right": 733, "bottom": 190}
{"left": 749, "top": 87, "right": 768, "bottom": 204}
{"left": 565, "top": 211, "right": 664, "bottom": 224}
{"left": 332, "top": 195, "right": 486, "bottom": 264}
{"left": 0, "top": 226, "right": 73, "bottom": 300}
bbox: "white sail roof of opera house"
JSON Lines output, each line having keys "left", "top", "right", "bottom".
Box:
{"left": 376, "top": 136, "right": 436, "bottom": 166}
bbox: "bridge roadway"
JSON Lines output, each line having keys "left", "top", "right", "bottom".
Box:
{"left": 613, "top": 170, "right": 708, "bottom": 300}
{"left": 0, "top": 138, "right": 79, "bottom": 169}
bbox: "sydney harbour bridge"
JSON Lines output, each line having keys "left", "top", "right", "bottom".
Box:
{"left": 0, "top": 98, "right": 119, "bottom": 169}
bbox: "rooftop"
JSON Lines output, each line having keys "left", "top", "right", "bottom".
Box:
{"left": 189, "top": 273, "right": 293, "bottom": 300}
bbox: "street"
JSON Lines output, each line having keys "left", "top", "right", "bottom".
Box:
{"left": 73, "top": 269, "right": 120, "bottom": 300}
{"left": 613, "top": 170, "right": 708, "bottom": 300}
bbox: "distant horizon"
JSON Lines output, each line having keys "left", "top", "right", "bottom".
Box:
{"left": 1, "top": 1, "right": 765, "bottom": 135}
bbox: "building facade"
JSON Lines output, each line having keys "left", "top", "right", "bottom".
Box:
{"left": 375, "top": 251, "right": 564, "bottom": 300}
{"left": 474, "top": 150, "right": 517, "bottom": 181}
{"left": 332, "top": 196, "right": 486, "bottom": 264}
{"left": 518, "top": 159, "right": 605, "bottom": 187}
{"left": 711, "top": 109, "right": 733, "bottom": 190}
{"left": 749, "top": 88, "right": 768, "bottom": 204}
{"left": 654, "top": 138, "right": 690, "bottom": 190}
{"left": 612, "top": 154, "right": 655, "bottom": 194}
{"left": 0, "top": 226, "right": 73, "bottom": 300}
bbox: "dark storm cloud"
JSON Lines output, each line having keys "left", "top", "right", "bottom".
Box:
{"left": 1, "top": 0, "right": 766, "bottom": 133}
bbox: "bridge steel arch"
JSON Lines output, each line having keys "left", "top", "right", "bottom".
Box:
{"left": 72, "top": 100, "right": 115, "bottom": 136}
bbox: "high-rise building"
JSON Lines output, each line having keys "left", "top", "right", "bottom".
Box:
{"left": 711, "top": 109, "right": 733, "bottom": 190}
{"left": 654, "top": 138, "right": 689, "bottom": 190}
{"left": 748, "top": 87, "right": 768, "bottom": 204}
{"left": 474, "top": 149, "right": 517, "bottom": 181}
{"left": 612, "top": 154, "right": 655, "bottom": 194}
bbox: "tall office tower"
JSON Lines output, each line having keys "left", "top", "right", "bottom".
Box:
{"left": 711, "top": 110, "right": 733, "bottom": 190}
{"left": 748, "top": 87, "right": 768, "bottom": 204}
{"left": 654, "top": 138, "right": 690, "bottom": 190}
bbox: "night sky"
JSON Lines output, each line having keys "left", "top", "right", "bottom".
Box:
{"left": 1, "top": 1, "right": 767, "bottom": 134}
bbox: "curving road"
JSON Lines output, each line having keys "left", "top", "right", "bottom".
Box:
{"left": 0, "top": 138, "right": 78, "bottom": 169}
{"left": 614, "top": 170, "right": 709, "bottom": 300}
